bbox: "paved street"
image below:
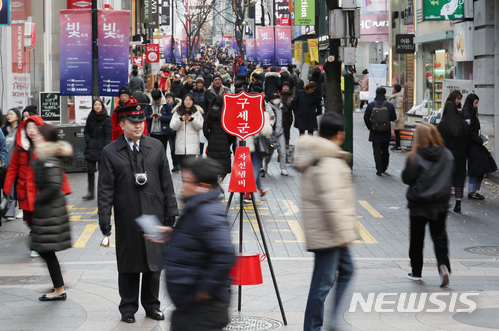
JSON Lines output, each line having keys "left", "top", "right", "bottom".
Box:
{"left": 1, "top": 111, "right": 499, "bottom": 330}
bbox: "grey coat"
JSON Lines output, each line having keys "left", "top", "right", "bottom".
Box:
{"left": 31, "top": 141, "right": 74, "bottom": 253}
{"left": 98, "top": 134, "right": 179, "bottom": 273}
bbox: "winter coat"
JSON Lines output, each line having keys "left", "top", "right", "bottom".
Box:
{"left": 280, "top": 91, "right": 294, "bottom": 133}
{"left": 464, "top": 113, "right": 491, "bottom": 177}
{"left": 234, "top": 74, "right": 248, "bottom": 90}
{"left": 245, "top": 103, "right": 275, "bottom": 153}
{"left": 145, "top": 99, "right": 174, "bottom": 135}
{"left": 389, "top": 91, "right": 404, "bottom": 131}
{"left": 158, "top": 72, "right": 169, "bottom": 91}
{"left": 360, "top": 74, "right": 369, "bottom": 91}
{"left": 294, "top": 135, "right": 358, "bottom": 251}
{"left": 111, "top": 96, "right": 148, "bottom": 141}
{"left": 180, "top": 82, "right": 194, "bottom": 99}
{"left": 363, "top": 96, "right": 397, "bottom": 143}
{"left": 220, "top": 71, "right": 232, "bottom": 85}
{"left": 3, "top": 116, "right": 72, "bottom": 211}
{"left": 4, "top": 124, "right": 18, "bottom": 166}
{"left": 263, "top": 72, "right": 281, "bottom": 96}
{"left": 203, "top": 106, "right": 236, "bottom": 176}
{"left": 170, "top": 80, "right": 183, "bottom": 99}
{"left": 98, "top": 134, "right": 179, "bottom": 273}
{"left": 165, "top": 189, "right": 236, "bottom": 310}
{"left": 0, "top": 130, "right": 7, "bottom": 166}
{"left": 204, "top": 85, "right": 231, "bottom": 110}
{"left": 31, "top": 141, "right": 74, "bottom": 253}
{"left": 129, "top": 76, "right": 145, "bottom": 92}
{"left": 170, "top": 104, "right": 204, "bottom": 155}
{"left": 84, "top": 111, "right": 112, "bottom": 162}
{"left": 293, "top": 90, "right": 322, "bottom": 131}
{"left": 402, "top": 145, "right": 454, "bottom": 218}
{"left": 203, "top": 72, "right": 213, "bottom": 89}
{"left": 190, "top": 86, "right": 206, "bottom": 109}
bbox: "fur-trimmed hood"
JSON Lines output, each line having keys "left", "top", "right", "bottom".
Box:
{"left": 18, "top": 115, "right": 45, "bottom": 151}
{"left": 36, "top": 140, "right": 74, "bottom": 162}
{"left": 171, "top": 104, "right": 204, "bottom": 115}
{"left": 265, "top": 72, "right": 281, "bottom": 78}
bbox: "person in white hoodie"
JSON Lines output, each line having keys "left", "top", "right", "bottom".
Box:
{"left": 262, "top": 93, "right": 289, "bottom": 176}
{"left": 295, "top": 112, "right": 358, "bottom": 331}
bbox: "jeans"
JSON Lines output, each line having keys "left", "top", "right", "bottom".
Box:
{"left": 372, "top": 142, "right": 390, "bottom": 172}
{"left": 409, "top": 212, "right": 451, "bottom": 277}
{"left": 468, "top": 174, "right": 484, "bottom": 193}
{"left": 262, "top": 134, "right": 286, "bottom": 171}
{"left": 251, "top": 152, "right": 263, "bottom": 190}
{"left": 304, "top": 247, "right": 354, "bottom": 331}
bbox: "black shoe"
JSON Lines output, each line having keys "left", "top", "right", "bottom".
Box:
{"left": 453, "top": 203, "right": 461, "bottom": 213}
{"left": 376, "top": 171, "right": 382, "bottom": 176}
{"left": 121, "top": 314, "right": 135, "bottom": 323}
{"left": 468, "top": 192, "right": 484, "bottom": 200}
{"left": 81, "top": 192, "right": 94, "bottom": 200}
{"left": 145, "top": 308, "right": 165, "bottom": 320}
{"left": 39, "top": 292, "right": 67, "bottom": 301}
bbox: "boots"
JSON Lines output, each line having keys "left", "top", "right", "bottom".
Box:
{"left": 82, "top": 192, "right": 95, "bottom": 200}
{"left": 453, "top": 200, "right": 461, "bottom": 213}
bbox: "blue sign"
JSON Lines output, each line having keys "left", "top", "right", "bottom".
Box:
{"left": 0, "top": 0, "right": 10, "bottom": 25}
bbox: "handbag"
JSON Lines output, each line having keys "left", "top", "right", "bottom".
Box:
{"left": 254, "top": 136, "right": 273, "bottom": 157}
{"left": 0, "top": 195, "right": 15, "bottom": 218}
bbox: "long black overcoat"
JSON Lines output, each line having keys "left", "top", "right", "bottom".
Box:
{"left": 84, "top": 111, "right": 112, "bottom": 162}
{"left": 98, "top": 134, "right": 179, "bottom": 273}
{"left": 203, "top": 107, "right": 235, "bottom": 177}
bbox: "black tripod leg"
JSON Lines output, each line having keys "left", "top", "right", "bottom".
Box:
{"left": 225, "top": 192, "right": 234, "bottom": 214}
{"left": 250, "top": 193, "right": 288, "bottom": 325}
{"left": 238, "top": 192, "right": 245, "bottom": 311}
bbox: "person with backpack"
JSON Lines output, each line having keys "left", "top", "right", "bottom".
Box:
{"left": 363, "top": 87, "right": 397, "bottom": 176}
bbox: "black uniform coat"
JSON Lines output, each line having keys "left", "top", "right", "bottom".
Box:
{"left": 293, "top": 90, "right": 322, "bottom": 131}
{"left": 98, "top": 134, "right": 179, "bottom": 273}
{"left": 464, "top": 113, "right": 491, "bottom": 177}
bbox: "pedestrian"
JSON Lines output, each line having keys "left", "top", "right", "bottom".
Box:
{"left": 280, "top": 82, "right": 294, "bottom": 147}
{"left": 98, "top": 103, "right": 179, "bottom": 323}
{"left": 190, "top": 76, "right": 206, "bottom": 109}
{"left": 263, "top": 68, "right": 281, "bottom": 96}
{"left": 359, "top": 69, "right": 369, "bottom": 110}
{"left": 82, "top": 98, "right": 112, "bottom": 200}
{"left": 165, "top": 93, "right": 181, "bottom": 172}
{"left": 158, "top": 67, "right": 170, "bottom": 93}
{"left": 402, "top": 122, "right": 453, "bottom": 287}
{"left": 129, "top": 69, "right": 145, "bottom": 93}
{"left": 263, "top": 93, "right": 289, "bottom": 176}
{"left": 170, "top": 94, "right": 204, "bottom": 165}
{"left": 437, "top": 90, "right": 468, "bottom": 213}
{"left": 462, "top": 93, "right": 490, "bottom": 200}
{"left": 310, "top": 67, "right": 325, "bottom": 102}
{"left": 170, "top": 73, "right": 183, "bottom": 99}
{"left": 31, "top": 124, "right": 74, "bottom": 301}
{"left": 146, "top": 157, "right": 236, "bottom": 331}
{"left": 293, "top": 81, "right": 322, "bottom": 136}
{"left": 3, "top": 116, "right": 72, "bottom": 258}
{"left": 295, "top": 112, "right": 357, "bottom": 331}
{"left": 3, "top": 107, "right": 21, "bottom": 166}
{"left": 204, "top": 73, "right": 231, "bottom": 110}
{"left": 363, "top": 87, "right": 397, "bottom": 176}
{"left": 111, "top": 86, "right": 148, "bottom": 141}
{"left": 203, "top": 95, "right": 236, "bottom": 181}
{"left": 180, "top": 74, "right": 195, "bottom": 99}
{"left": 22, "top": 105, "right": 38, "bottom": 120}
{"left": 145, "top": 90, "right": 171, "bottom": 151}
{"left": 389, "top": 84, "right": 404, "bottom": 151}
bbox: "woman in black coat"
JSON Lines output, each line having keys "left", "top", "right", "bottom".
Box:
{"left": 203, "top": 95, "right": 235, "bottom": 180}
{"left": 437, "top": 90, "right": 468, "bottom": 213}
{"left": 463, "top": 94, "right": 491, "bottom": 200}
{"left": 32, "top": 124, "right": 74, "bottom": 301}
{"left": 82, "top": 99, "right": 112, "bottom": 200}
{"left": 293, "top": 81, "right": 322, "bottom": 135}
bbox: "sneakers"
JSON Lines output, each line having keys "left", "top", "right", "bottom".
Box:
{"left": 407, "top": 273, "right": 422, "bottom": 281}
{"left": 468, "top": 192, "right": 485, "bottom": 200}
{"left": 259, "top": 188, "right": 269, "bottom": 197}
{"left": 439, "top": 265, "right": 450, "bottom": 287}
{"left": 281, "top": 169, "right": 289, "bottom": 176}
{"left": 16, "top": 210, "right": 23, "bottom": 219}
{"left": 243, "top": 193, "right": 252, "bottom": 203}
{"left": 30, "top": 251, "right": 40, "bottom": 258}
{"left": 260, "top": 168, "right": 266, "bottom": 178}
{"left": 391, "top": 146, "right": 402, "bottom": 151}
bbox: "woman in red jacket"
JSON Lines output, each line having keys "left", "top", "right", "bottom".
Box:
{"left": 111, "top": 86, "right": 148, "bottom": 140}
{"left": 3, "top": 115, "right": 72, "bottom": 257}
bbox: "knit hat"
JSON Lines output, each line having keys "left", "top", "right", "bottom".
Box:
{"left": 118, "top": 86, "right": 132, "bottom": 96}
{"left": 213, "top": 73, "right": 222, "bottom": 80}
{"left": 195, "top": 76, "right": 205, "bottom": 83}
{"left": 23, "top": 105, "right": 38, "bottom": 117}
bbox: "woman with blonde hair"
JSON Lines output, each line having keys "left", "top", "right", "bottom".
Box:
{"left": 402, "top": 122, "right": 453, "bottom": 287}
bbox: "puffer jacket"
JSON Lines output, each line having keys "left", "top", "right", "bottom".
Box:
{"left": 263, "top": 72, "right": 281, "bottom": 96}
{"left": 389, "top": 91, "right": 404, "bottom": 130}
{"left": 31, "top": 140, "right": 74, "bottom": 253}
{"left": 190, "top": 86, "right": 206, "bottom": 109}
{"left": 3, "top": 116, "right": 72, "bottom": 211}
{"left": 170, "top": 104, "right": 204, "bottom": 155}
{"left": 84, "top": 110, "right": 112, "bottom": 162}
{"left": 165, "top": 189, "right": 236, "bottom": 310}
{"left": 294, "top": 135, "right": 358, "bottom": 251}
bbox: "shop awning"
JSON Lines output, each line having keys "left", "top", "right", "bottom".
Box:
{"left": 414, "top": 31, "right": 453, "bottom": 44}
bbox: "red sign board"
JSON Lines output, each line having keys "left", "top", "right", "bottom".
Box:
{"left": 222, "top": 91, "right": 264, "bottom": 141}
{"left": 67, "top": 0, "right": 92, "bottom": 9}
{"left": 133, "top": 56, "right": 143, "bottom": 67}
{"left": 281, "top": 18, "right": 290, "bottom": 26}
{"left": 146, "top": 43, "right": 160, "bottom": 63}
{"left": 228, "top": 147, "right": 257, "bottom": 193}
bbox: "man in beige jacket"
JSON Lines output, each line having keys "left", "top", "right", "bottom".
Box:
{"left": 295, "top": 112, "right": 358, "bottom": 331}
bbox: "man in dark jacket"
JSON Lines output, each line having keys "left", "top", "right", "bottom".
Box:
{"left": 145, "top": 90, "right": 172, "bottom": 151}
{"left": 98, "top": 104, "right": 179, "bottom": 324}
{"left": 363, "top": 87, "right": 397, "bottom": 176}
{"left": 170, "top": 73, "right": 183, "bottom": 98}
{"left": 190, "top": 76, "right": 206, "bottom": 110}
{"left": 204, "top": 74, "right": 230, "bottom": 110}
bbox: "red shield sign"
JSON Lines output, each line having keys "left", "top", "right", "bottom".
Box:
{"left": 222, "top": 91, "right": 264, "bottom": 141}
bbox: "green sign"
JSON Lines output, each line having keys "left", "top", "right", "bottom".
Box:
{"left": 141, "top": 0, "right": 152, "bottom": 23}
{"left": 423, "top": 0, "right": 464, "bottom": 21}
{"left": 295, "top": 0, "right": 315, "bottom": 26}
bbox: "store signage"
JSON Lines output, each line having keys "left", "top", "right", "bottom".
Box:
{"left": 423, "top": 0, "right": 464, "bottom": 21}
{"left": 142, "top": 0, "right": 152, "bottom": 23}
{"left": 0, "top": 0, "right": 9, "bottom": 25}
{"left": 162, "top": 35, "right": 173, "bottom": 63}
{"left": 145, "top": 0, "right": 158, "bottom": 29}
{"left": 395, "top": 34, "right": 415, "bottom": 54}
{"left": 11, "top": 0, "right": 31, "bottom": 21}
{"left": 295, "top": 0, "right": 314, "bottom": 26}
{"left": 40, "top": 92, "right": 61, "bottom": 122}
{"left": 453, "top": 21, "right": 473, "bottom": 62}
{"left": 133, "top": 56, "right": 143, "bottom": 66}
{"left": 67, "top": 0, "right": 92, "bottom": 9}
{"left": 146, "top": 43, "right": 159, "bottom": 62}
{"left": 275, "top": 26, "right": 292, "bottom": 66}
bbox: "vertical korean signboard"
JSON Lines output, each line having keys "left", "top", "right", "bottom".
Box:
{"left": 180, "top": 40, "right": 188, "bottom": 61}
{"left": 60, "top": 10, "right": 92, "bottom": 96}
{"left": 275, "top": 26, "right": 291, "bottom": 66}
{"left": 294, "top": 0, "right": 314, "bottom": 26}
{"left": 246, "top": 39, "right": 257, "bottom": 63}
{"left": 98, "top": 10, "right": 130, "bottom": 96}
{"left": 162, "top": 35, "right": 173, "bottom": 63}
{"left": 257, "top": 26, "right": 275, "bottom": 67}
{"left": 40, "top": 92, "right": 61, "bottom": 122}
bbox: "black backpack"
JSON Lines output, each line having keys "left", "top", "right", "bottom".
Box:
{"left": 370, "top": 100, "right": 390, "bottom": 132}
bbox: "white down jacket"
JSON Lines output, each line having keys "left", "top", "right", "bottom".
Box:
{"left": 170, "top": 104, "right": 204, "bottom": 155}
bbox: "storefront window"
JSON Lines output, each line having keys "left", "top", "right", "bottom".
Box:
{"left": 424, "top": 49, "right": 454, "bottom": 111}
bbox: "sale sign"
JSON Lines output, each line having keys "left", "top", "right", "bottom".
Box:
{"left": 133, "top": 56, "right": 143, "bottom": 66}
{"left": 146, "top": 43, "right": 159, "bottom": 62}
{"left": 228, "top": 147, "right": 257, "bottom": 193}
{"left": 222, "top": 91, "right": 264, "bottom": 141}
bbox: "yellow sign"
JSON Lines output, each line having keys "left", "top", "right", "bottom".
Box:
{"left": 341, "top": 76, "right": 344, "bottom": 91}
{"left": 294, "top": 42, "right": 303, "bottom": 63}
{"left": 308, "top": 39, "right": 319, "bottom": 63}
{"left": 305, "top": 53, "right": 311, "bottom": 64}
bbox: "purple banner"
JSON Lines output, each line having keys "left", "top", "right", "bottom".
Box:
{"left": 98, "top": 10, "right": 130, "bottom": 96}
{"left": 275, "top": 26, "right": 292, "bottom": 66}
{"left": 219, "top": 38, "right": 226, "bottom": 47}
{"left": 162, "top": 35, "right": 173, "bottom": 63}
{"left": 246, "top": 39, "right": 257, "bottom": 63}
{"left": 180, "top": 40, "right": 187, "bottom": 60}
{"left": 257, "top": 27, "right": 274, "bottom": 67}
{"left": 60, "top": 10, "right": 92, "bottom": 96}
{"left": 174, "top": 41, "right": 182, "bottom": 64}
{"left": 229, "top": 38, "right": 237, "bottom": 53}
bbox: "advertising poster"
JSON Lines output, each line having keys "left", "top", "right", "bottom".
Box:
{"left": 423, "top": 0, "right": 464, "bottom": 20}
{"left": 98, "top": 10, "right": 130, "bottom": 96}
{"left": 146, "top": 43, "right": 160, "bottom": 63}
{"left": 74, "top": 95, "right": 93, "bottom": 124}
{"left": 442, "top": 79, "right": 474, "bottom": 107}
{"left": 229, "top": 38, "right": 238, "bottom": 54}
{"left": 257, "top": 26, "right": 275, "bottom": 67}
{"left": 246, "top": 39, "right": 257, "bottom": 63}
{"left": 40, "top": 92, "right": 61, "bottom": 122}
{"left": 275, "top": 26, "right": 292, "bottom": 66}
{"left": 60, "top": 10, "right": 92, "bottom": 96}
{"left": 10, "top": 0, "right": 31, "bottom": 21}
{"left": 453, "top": 21, "right": 473, "bottom": 62}
{"left": 0, "top": 0, "right": 9, "bottom": 25}
{"left": 368, "top": 64, "right": 387, "bottom": 102}
{"left": 174, "top": 40, "right": 182, "bottom": 64}
{"left": 180, "top": 40, "right": 187, "bottom": 60}
{"left": 162, "top": 35, "right": 173, "bottom": 63}
{"left": 308, "top": 39, "right": 319, "bottom": 63}
{"left": 294, "top": 0, "right": 314, "bottom": 26}
{"left": 294, "top": 41, "right": 302, "bottom": 64}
